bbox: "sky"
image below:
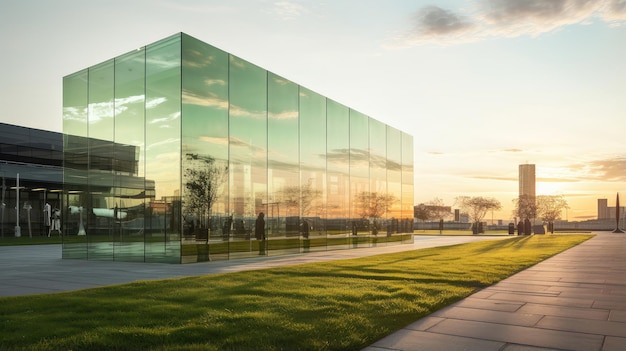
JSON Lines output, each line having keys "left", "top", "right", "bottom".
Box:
{"left": 1, "top": 0, "right": 625, "bottom": 222}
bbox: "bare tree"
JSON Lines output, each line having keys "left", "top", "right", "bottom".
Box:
{"left": 183, "top": 154, "right": 227, "bottom": 237}
{"left": 536, "top": 195, "right": 569, "bottom": 233}
{"left": 414, "top": 203, "right": 431, "bottom": 224}
{"left": 277, "top": 179, "right": 322, "bottom": 217}
{"left": 355, "top": 191, "right": 395, "bottom": 219}
{"left": 456, "top": 196, "right": 502, "bottom": 234}
{"left": 426, "top": 198, "right": 451, "bottom": 221}
{"left": 513, "top": 194, "right": 537, "bottom": 222}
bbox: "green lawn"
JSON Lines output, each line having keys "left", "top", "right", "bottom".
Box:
{"left": 0, "top": 235, "right": 62, "bottom": 246}
{"left": 0, "top": 234, "right": 592, "bottom": 351}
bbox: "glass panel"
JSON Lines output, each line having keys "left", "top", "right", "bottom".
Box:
{"left": 229, "top": 55, "right": 267, "bottom": 258}
{"left": 113, "top": 49, "right": 146, "bottom": 262}
{"left": 299, "top": 87, "right": 326, "bottom": 252}
{"left": 349, "top": 109, "right": 370, "bottom": 247}
{"left": 181, "top": 34, "right": 229, "bottom": 263}
{"left": 386, "top": 126, "right": 402, "bottom": 240}
{"left": 267, "top": 73, "right": 299, "bottom": 255}
{"left": 369, "top": 118, "right": 387, "bottom": 245}
{"left": 62, "top": 70, "right": 89, "bottom": 259}
{"left": 401, "top": 132, "right": 415, "bottom": 241}
{"left": 145, "top": 34, "right": 182, "bottom": 263}
{"left": 326, "top": 99, "right": 350, "bottom": 249}
{"left": 87, "top": 60, "right": 115, "bottom": 261}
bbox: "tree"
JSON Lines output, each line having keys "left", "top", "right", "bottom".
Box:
{"left": 355, "top": 191, "right": 396, "bottom": 234}
{"left": 536, "top": 195, "right": 569, "bottom": 233}
{"left": 456, "top": 196, "right": 502, "bottom": 234}
{"left": 355, "top": 191, "right": 395, "bottom": 219}
{"left": 426, "top": 198, "right": 451, "bottom": 221}
{"left": 413, "top": 204, "right": 431, "bottom": 224}
{"left": 514, "top": 194, "right": 537, "bottom": 221}
{"left": 183, "top": 154, "right": 227, "bottom": 238}
{"left": 277, "top": 179, "right": 323, "bottom": 217}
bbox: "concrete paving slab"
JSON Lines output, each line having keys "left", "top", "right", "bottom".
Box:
{"left": 364, "top": 328, "right": 505, "bottom": 351}
{"left": 517, "top": 302, "right": 610, "bottom": 320}
{"left": 427, "top": 318, "right": 604, "bottom": 351}
{"left": 365, "top": 232, "right": 626, "bottom": 351}
{"left": 604, "top": 336, "right": 626, "bottom": 351}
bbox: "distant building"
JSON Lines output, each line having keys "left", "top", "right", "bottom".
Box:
{"left": 597, "top": 198, "right": 625, "bottom": 220}
{"left": 519, "top": 164, "right": 536, "bottom": 199}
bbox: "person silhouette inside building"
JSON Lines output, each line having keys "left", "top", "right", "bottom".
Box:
{"left": 255, "top": 212, "right": 265, "bottom": 255}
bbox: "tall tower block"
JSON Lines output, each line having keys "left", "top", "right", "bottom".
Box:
{"left": 519, "top": 164, "right": 536, "bottom": 198}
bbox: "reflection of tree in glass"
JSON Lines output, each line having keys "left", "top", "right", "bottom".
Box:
{"left": 183, "top": 154, "right": 227, "bottom": 236}
{"left": 277, "top": 179, "right": 322, "bottom": 217}
{"left": 355, "top": 191, "right": 395, "bottom": 220}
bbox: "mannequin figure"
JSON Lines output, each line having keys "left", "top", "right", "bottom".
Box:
{"left": 44, "top": 203, "right": 51, "bottom": 237}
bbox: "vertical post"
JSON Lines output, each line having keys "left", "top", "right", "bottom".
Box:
{"left": 15, "top": 173, "right": 21, "bottom": 237}
{"left": 1, "top": 177, "right": 5, "bottom": 238}
{"left": 613, "top": 193, "right": 623, "bottom": 233}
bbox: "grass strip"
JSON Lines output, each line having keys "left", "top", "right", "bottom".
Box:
{"left": 0, "top": 234, "right": 592, "bottom": 350}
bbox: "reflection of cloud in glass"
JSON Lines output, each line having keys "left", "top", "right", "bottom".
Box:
{"left": 88, "top": 101, "right": 113, "bottom": 122}
{"left": 229, "top": 104, "right": 266, "bottom": 119}
{"left": 272, "top": 76, "right": 291, "bottom": 86}
{"left": 229, "top": 56, "right": 247, "bottom": 69}
{"left": 146, "top": 57, "right": 179, "bottom": 70}
{"left": 63, "top": 107, "right": 87, "bottom": 122}
{"left": 182, "top": 91, "right": 228, "bottom": 109}
{"left": 205, "top": 79, "right": 226, "bottom": 86}
{"left": 228, "top": 136, "right": 264, "bottom": 152}
{"left": 327, "top": 148, "right": 402, "bottom": 171}
{"left": 182, "top": 52, "right": 215, "bottom": 68}
{"left": 67, "top": 96, "right": 162, "bottom": 123}
{"left": 146, "top": 97, "right": 167, "bottom": 109}
{"left": 149, "top": 111, "right": 180, "bottom": 126}
{"left": 268, "top": 110, "right": 298, "bottom": 120}
{"left": 199, "top": 136, "right": 228, "bottom": 145}
{"left": 147, "top": 137, "right": 179, "bottom": 150}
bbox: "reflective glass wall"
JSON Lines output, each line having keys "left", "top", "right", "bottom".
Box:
{"left": 63, "top": 33, "right": 414, "bottom": 263}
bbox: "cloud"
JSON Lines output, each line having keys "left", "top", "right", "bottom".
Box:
{"left": 536, "top": 177, "right": 580, "bottom": 183}
{"left": 269, "top": 0, "right": 309, "bottom": 20}
{"left": 390, "top": 6, "right": 478, "bottom": 47}
{"left": 480, "top": 0, "right": 600, "bottom": 37}
{"left": 587, "top": 157, "right": 626, "bottom": 181}
{"left": 567, "top": 156, "right": 626, "bottom": 181}
{"left": 414, "top": 6, "right": 477, "bottom": 36}
{"left": 603, "top": 0, "right": 626, "bottom": 22}
{"left": 470, "top": 175, "right": 518, "bottom": 181}
{"left": 389, "top": 0, "right": 626, "bottom": 47}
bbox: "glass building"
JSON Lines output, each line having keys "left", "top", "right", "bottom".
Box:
{"left": 62, "top": 33, "right": 414, "bottom": 263}
{"left": 0, "top": 123, "right": 63, "bottom": 238}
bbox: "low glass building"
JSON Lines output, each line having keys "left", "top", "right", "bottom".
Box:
{"left": 62, "top": 33, "right": 414, "bottom": 263}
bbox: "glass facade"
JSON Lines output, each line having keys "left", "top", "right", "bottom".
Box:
{"left": 0, "top": 123, "right": 63, "bottom": 238}
{"left": 62, "top": 33, "right": 414, "bottom": 263}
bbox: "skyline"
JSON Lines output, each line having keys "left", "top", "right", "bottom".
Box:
{"left": 1, "top": 0, "right": 625, "bottom": 221}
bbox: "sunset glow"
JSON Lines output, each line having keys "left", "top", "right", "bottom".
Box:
{"left": 1, "top": 1, "right": 625, "bottom": 222}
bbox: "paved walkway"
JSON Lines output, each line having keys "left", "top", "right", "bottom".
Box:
{"left": 364, "top": 232, "right": 626, "bottom": 351}
{"left": 0, "top": 235, "right": 507, "bottom": 297}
